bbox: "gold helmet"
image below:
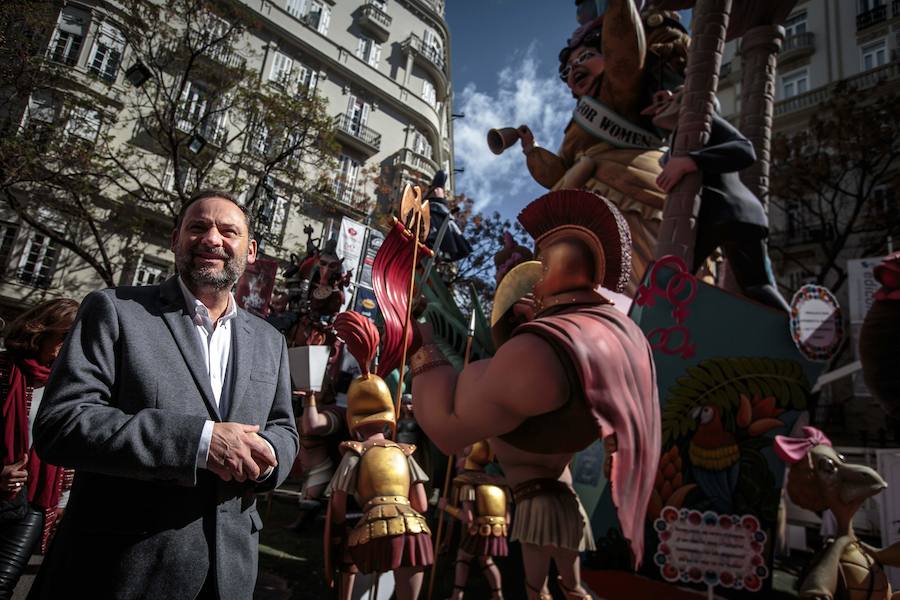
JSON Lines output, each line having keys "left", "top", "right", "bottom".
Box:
{"left": 346, "top": 373, "right": 396, "bottom": 437}
{"left": 464, "top": 440, "right": 494, "bottom": 471}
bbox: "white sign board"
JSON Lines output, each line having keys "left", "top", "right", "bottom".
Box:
{"left": 790, "top": 285, "right": 843, "bottom": 362}
{"left": 654, "top": 508, "right": 768, "bottom": 593}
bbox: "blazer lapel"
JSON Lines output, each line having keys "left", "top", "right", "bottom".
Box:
{"left": 226, "top": 309, "right": 254, "bottom": 421}
{"left": 158, "top": 276, "right": 221, "bottom": 421}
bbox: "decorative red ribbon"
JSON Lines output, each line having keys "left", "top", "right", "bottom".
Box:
{"left": 371, "top": 219, "right": 432, "bottom": 377}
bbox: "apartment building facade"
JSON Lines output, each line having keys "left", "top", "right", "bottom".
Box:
{"left": 716, "top": 0, "right": 900, "bottom": 446}
{"left": 716, "top": 0, "right": 899, "bottom": 294}
{"left": 0, "top": 0, "right": 454, "bottom": 316}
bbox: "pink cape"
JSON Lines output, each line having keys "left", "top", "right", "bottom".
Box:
{"left": 516, "top": 303, "right": 660, "bottom": 569}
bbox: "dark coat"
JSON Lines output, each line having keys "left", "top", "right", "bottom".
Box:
{"left": 680, "top": 114, "right": 769, "bottom": 233}
{"left": 28, "top": 276, "right": 298, "bottom": 600}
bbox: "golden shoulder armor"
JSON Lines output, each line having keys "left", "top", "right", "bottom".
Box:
{"left": 356, "top": 443, "right": 411, "bottom": 502}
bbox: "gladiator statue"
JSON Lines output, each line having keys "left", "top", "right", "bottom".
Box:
{"left": 437, "top": 440, "right": 510, "bottom": 600}
{"left": 513, "top": 0, "right": 689, "bottom": 292}
{"left": 285, "top": 238, "right": 352, "bottom": 348}
{"left": 325, "top": 312, "right": 433, "bottom": 600}
{"left": 290, "top": 386, "right": 348, "bottom": 529}
{"left": 412, "top": 189, "right": 660, "bottom": 600}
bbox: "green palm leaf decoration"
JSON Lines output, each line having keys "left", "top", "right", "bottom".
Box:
{"left": 661, "top": 357, "right": 810, "bottom": 448}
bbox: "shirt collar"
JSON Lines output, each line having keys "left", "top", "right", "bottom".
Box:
{"left": 177, "top": 276, "right": 237, "bottom": 326}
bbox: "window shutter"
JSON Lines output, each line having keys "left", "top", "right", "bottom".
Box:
{"left": 318, "top": 6, "right": 331, "bottom": 34}
{"left": 59, "top": 7, "right": 89, "bottom": 35}
{"left": 360, "top": 102, "right": 370, "bottom": 128}
{"left": 371, "top": 44, "right": 381, "bottom": 68}
{"left": 356, "top": 37, "right": 366, "bottom": 59}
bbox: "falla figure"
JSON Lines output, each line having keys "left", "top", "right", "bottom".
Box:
{"left": 438, "top": 440, "right": 510, "bottom": 600}
{"left": 325, "top": 311, "right": 433, "bottom": 600}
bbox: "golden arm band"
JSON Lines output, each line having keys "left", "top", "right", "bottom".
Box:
{"left": 302, "top": 394, "right": 317, "bottom": 408}
{"left": 409, "top": 344, "right": 451, "bottom": 377}
{"left": 441, "top": 504, "right": 460, "bottom": 519}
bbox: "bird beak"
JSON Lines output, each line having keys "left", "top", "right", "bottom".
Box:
{"left": 838, "top": 463, "right": 887, "bottom": 505}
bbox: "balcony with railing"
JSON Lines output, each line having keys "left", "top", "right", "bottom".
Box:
{"left": 402, "top": 34, "right": 447, "bottom": 92}
{"left": 768, "top": 223, "right": 835, "bottom": 248}
{"left": 391, "top": 148, "right": 438, "bottom": 178}
{"left": 175, "top": 112, "right": 229, "bottom": 148}
{"left": 775, "top": 61, "right": 900, "bottom": 118}
{"left": 780, "top": 32, "right": 815, "bottom": 62}
{"left": 326, "top": 182, "right": 372, "bottom": 215}
{"left": 857, "top": 4, "right": 887, "bottom": 31}
{"left": 333, "top": 114, "right": 381, "bottom": 155}
{"left": 359, "top": 3, "right": 391, "bottom": 42}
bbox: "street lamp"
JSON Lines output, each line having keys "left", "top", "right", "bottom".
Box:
{"left": 187, "top": 134, "right": 207, "bottom": 154}
{"left": 124, "top": 62, "right": 152, "bottom": 87}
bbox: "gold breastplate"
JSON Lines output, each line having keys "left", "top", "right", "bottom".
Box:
{"left": 343, "top": 441, "right": 431, "bottom": 547}
{"left": 472, "top": 484, "right": 508, "bottom": 538}
{"left": 840, "top": 541, "right": 891, "bottom": 600}
{"left": 356, "top": 444, "right": 411, "bottom": 502}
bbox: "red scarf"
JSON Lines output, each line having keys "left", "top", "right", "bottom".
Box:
{"left": 1, "top": 353, "right": 63, "bottom": 510}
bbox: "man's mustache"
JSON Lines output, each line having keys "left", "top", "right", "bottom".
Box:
{"left": 193, "top": 247, "right": 229, "bottom": 259}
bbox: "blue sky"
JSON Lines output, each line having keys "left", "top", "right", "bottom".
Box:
{"left": 445, "top": 1, "right": 578, "bottom": 220}
{"left": 445, "top": 3, "right": 691, "bottom": 221}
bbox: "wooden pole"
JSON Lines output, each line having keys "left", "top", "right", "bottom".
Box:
{"left": 427, "top": 311, "right": 477, "bottom": 600}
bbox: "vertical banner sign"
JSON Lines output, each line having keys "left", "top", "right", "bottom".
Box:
{"left": 337, "top": 217, "right": 367, "bottom": 277}
{"left": 337, "top": 217, "right": 367, "bottom": 312}
{"left": 353, "top": 229, "right": 384, "bottom": 323}
{"left": 847, "top": 256, "right": 886, "bottom": 396}
{"left": 235, "top": 257, "right": 278, "bottom": 317}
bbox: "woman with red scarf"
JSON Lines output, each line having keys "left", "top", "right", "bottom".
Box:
{"left": 0, "top": 298, "right": 78, "bottom": 599}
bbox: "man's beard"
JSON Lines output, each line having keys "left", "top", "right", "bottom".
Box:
{"left": 176, "top": 246, "right": 246, "bottom": 291}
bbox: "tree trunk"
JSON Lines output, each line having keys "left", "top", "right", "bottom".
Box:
{"left": 654, "top": 0, "right": 732, "bottom": 266}
{"left": 738, "top": 24, "right": 784, "bottom": 210}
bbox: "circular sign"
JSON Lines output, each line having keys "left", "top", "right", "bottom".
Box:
{"left": 789, "top": 284, "right": 843, "bottom": 362}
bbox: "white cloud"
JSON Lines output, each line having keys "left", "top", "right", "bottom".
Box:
{"left": 452, "top": 43, "right": 573, "bottom": 215}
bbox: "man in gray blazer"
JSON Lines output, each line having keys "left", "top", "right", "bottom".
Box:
{"left": 28, "top": 190, "right": 299, "bottom": 599}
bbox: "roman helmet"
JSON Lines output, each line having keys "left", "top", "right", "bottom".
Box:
{"left": 333, "top": 310, "right": 396, "bottom": 438}
{"left": 464, "top": 440, "right": 494, "bottom": 471}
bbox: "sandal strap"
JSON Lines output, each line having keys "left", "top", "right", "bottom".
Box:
{"left": 525, "top": 581, "right": 552, "bottom": 600}
{"left": 556, "top": 575, "right": 590, "bottom": 600}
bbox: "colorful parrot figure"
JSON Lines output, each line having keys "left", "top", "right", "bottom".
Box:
{"left": 688, "top": 405, "right": 740, "bottom": 514}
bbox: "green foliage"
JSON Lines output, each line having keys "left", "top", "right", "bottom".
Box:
{"left": 0, "top": 0, "right": 337, "bottom": 286}
{"left": 770, "top": 79, "right": 900, "bottom": 292}
{"left": 661, "top": 356, "right": 809, "bottom": 448}
{"left": 436, "top": 195, "right": 527, "bottom": 316}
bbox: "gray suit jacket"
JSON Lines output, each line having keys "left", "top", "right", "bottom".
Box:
{"left": 28, "top": 277, "right": 299, "bottom": 600}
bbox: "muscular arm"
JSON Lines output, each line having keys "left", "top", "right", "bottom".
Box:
{"left": 599, "top": 0, "right": 646, "bottom": 121}
{"left": 300, "top": 395, "right": 336, "bottom": 436}
{"left": 412, "top": 332, "right": 569, "bottom": 455}
{"left": 33, "top": 291, "right": 209, "bottom": 487}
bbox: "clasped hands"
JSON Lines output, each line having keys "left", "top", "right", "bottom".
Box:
{"left": 207, "top": 423, "right": 276, "bottom": 483}
{"left": 1, "top": 455, "right": 28, "bottom": 494}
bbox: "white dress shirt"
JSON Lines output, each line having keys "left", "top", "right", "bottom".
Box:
{"left": 178, "top": 278, "right": 273, "bottom": 480}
